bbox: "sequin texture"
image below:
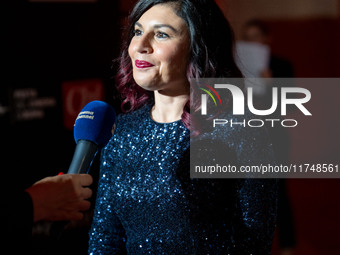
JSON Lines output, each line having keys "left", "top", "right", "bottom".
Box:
{"left": 88, "top": 104, "right": 277, "bottom": 254}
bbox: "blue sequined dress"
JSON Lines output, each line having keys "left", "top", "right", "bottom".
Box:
{"left": 88, "top": 104, "right": 277, "bottom": 254}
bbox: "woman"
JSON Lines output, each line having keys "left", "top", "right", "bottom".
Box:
{"left": 89, "top": 0, "right": 277, "bottom": 254}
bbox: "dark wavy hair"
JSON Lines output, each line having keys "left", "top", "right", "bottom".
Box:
{"left": 116, "top": 0, "right": 242, "bottom": 129}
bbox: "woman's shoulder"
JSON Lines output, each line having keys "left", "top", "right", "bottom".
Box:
{"left": 114, "top": 104, "right": 151, "bottom": 131}
{"left": 102, "top": 104, "right": 152, "bottom": 150}
{"left": 116, "top": 104, "right": 151, "bottom": 125}
{"left": 100, "top": 106, "right": 149, "bottom": 157}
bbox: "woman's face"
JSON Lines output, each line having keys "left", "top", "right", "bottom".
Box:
{"left": 128, "top": 4, "right": 190, "bottom": 93}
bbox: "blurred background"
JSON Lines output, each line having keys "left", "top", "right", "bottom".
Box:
{"left": 1, "top": 0, "right": 339, "bottom": 254}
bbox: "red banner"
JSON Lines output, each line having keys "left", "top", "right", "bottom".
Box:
{"left": 62, "top": 79, "right": 104, "bottom": 130}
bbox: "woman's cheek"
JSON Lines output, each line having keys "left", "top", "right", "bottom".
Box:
{"left": 128, "top": 39, "right": 136, "bottom": 59}
{"left": 154, "top": 47, "right": 168, "bottom": 62}
{"left": 155, "top": 46, "right": 180, "bottom": 68}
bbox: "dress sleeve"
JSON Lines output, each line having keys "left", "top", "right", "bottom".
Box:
{"left": 235, "top": 178, "right": 278, "bottom": 254}
{"left": 233, "top": 126, "right": 278, "bottom": 254}
{"left": 88, "top": 148, "right": 127, "bottom": 255}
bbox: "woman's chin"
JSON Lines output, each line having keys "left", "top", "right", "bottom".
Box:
{"left": 135, "top": 82, "right": 158, "bottom": 92}
{"left": 133, "top": 77, "right": 160, "bottom": 91}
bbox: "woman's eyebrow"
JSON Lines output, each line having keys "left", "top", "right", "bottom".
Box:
{"left": 153, "top": 24, "right": 178, "bottom": 33}
{"left": 135, "top": 21, "right": 178, "bottom": 33}
{"left": 135, "top": 21, "right": 143, "bottom": 28}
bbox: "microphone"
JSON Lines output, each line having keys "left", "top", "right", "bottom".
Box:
{"left": 67, "top": 101, "right": 116, "bottom": 174}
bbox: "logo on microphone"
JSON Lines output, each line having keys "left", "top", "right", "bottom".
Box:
{"left": 76, "top": 111, "right": 95, "bottom": 121}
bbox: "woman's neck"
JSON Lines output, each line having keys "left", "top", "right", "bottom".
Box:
{"left": 151, "top": 87, "right": 189, "bottom": 123}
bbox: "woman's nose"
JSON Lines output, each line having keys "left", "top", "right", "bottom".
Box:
{"left": 135, "top": 35, "right": 153, "bottom": 54}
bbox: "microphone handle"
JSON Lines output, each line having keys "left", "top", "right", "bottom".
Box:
{"left": 50, "top": 140, "right": 97, "bottom": 245}
{"left": 67, "top": 140, "right": 98, "bottom": 174}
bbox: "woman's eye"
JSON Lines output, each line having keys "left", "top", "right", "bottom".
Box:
{"left": 134, "top": 29, "right": 143, "bottom": 36}
{"left": 156, "top": 31, "right": 169, "bottom": 39}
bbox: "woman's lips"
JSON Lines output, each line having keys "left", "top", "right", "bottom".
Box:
{"left": 135, "top": 59, "right": 154, "bottom": 68}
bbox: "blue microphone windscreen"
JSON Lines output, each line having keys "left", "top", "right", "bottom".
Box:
{"left": 74, "top": 101, "right": 116, "bottom": 147}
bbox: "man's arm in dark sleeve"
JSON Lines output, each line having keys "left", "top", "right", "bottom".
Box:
{"left": 3, "top": 191, "right": 34, "bottom": 253}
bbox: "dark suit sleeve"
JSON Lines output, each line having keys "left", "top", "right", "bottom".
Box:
{"left": 4, "top": 191, "right": 33, "bottom": 252}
